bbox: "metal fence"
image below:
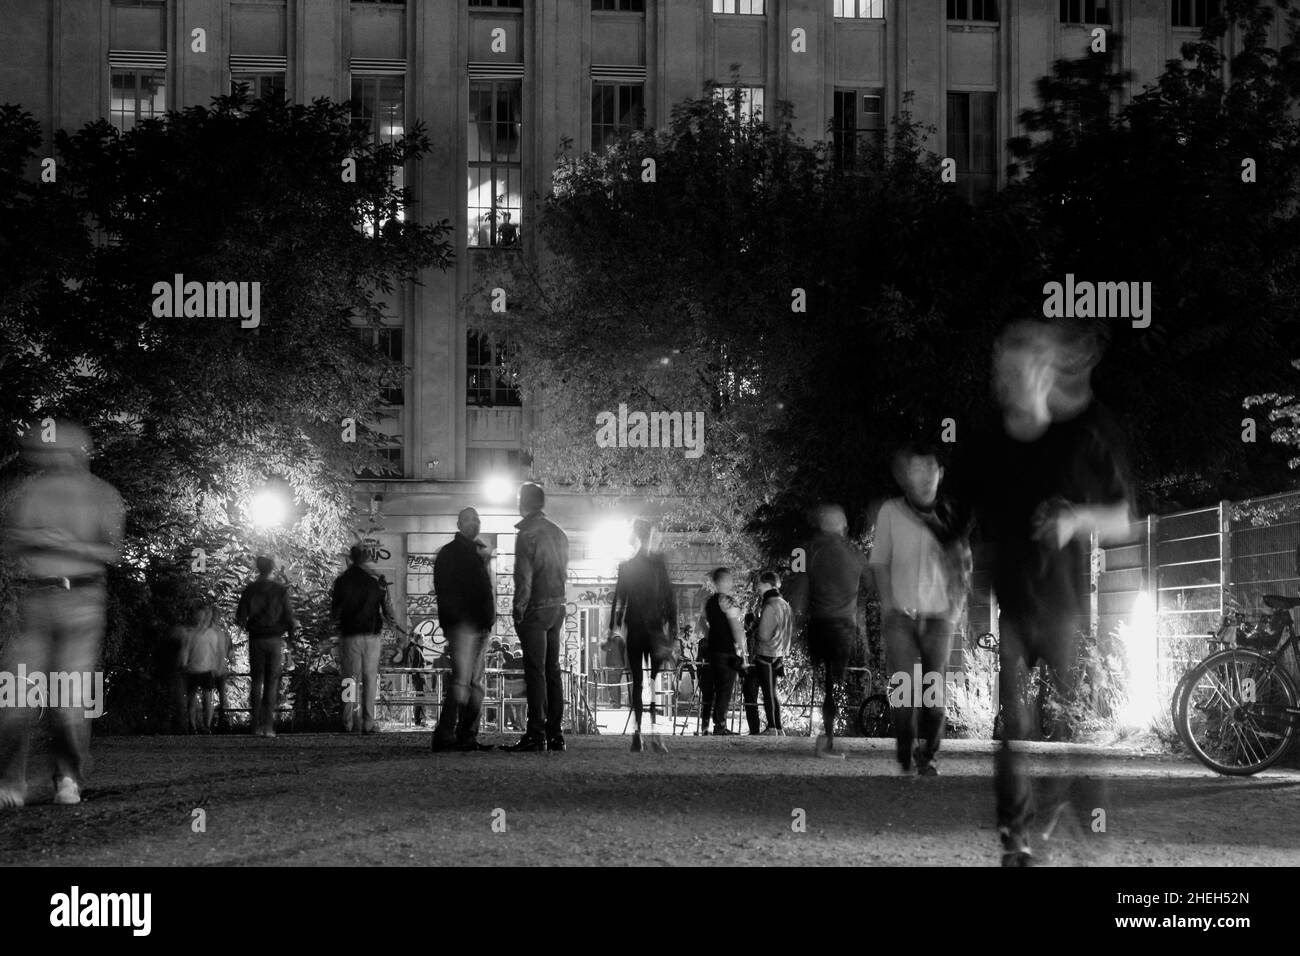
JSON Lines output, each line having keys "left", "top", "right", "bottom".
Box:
{"left": 968, "top": 491, "right": 1300, "bottom": 697}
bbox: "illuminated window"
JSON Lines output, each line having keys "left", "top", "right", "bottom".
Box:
{"left": 111, "top": 71, "right": 166, "bottom": 132}
{"left": 832, "top": 89, "right": 884, "bottom": 168}
{"left": 1059, "top": 0, "right": 1110, "bottom": 23}
{"left": 713, "top": 0, "right": 764, "bottom": 13}
{"left": 469, "top": 80, "right": 523, "bottom": 248}
{"left": 351, "top": 74, "right": 406, "bottom": 234}
{"left": 834, "top": 0, "right": 885, "bottom": 17}
{"left": 713, "top": 86, "right": 764, "bottom": 123}
{"left": 467, "top": 331, "right": 521, "bottom": 406}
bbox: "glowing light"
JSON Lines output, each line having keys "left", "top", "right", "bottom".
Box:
{"left": 249, "top": 487, "right": 288, "bottom": 530}
{"left": 1118, "top": 591, "right": 1160, "bottom": 727}
{"left": 591, "top": 519, "right": 634, "bottom": 565}
{"left": 484, "top": 474, "right": 514, "bottom": 505}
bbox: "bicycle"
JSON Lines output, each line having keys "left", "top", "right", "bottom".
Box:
{"left": 973, "top": 632, "right": 1059, "bottom": 742}
{"left": 1175, "top": 592, "right": 1300, "bottom": 775}
{"left": 1167, "top": 612, "right": 1240, "bottom": 750}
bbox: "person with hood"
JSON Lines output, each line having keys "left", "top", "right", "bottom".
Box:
{"left": 331, "top": 544, "right": 406, "bottom": 734}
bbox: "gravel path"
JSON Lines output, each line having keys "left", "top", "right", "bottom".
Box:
{"left": 3, "top": 734, "right": 1298, "bottom": 866}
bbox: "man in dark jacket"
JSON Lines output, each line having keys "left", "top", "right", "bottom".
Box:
{"left": 609, "top": 518, "right": 677, "bottom": 753}
{"left": 236, "top": 556, "right": 297, "bottom": 738}
{"left": 502, "top": 483, "right": 570, "bottom": 753}
{"left": 806, "top": 504, "right": 873, "bottom": 760}
{"left": 331, "top": 544, "right": 405, "bottom": 734}
{"left": 431, "top": 507, "right": 497, "bottom": 752}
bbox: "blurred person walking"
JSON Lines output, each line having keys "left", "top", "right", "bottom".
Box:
{"left": 870, "top": 441, "right": 971, "bottom": 776}
{"left": 609, "top": 519, "right": 677, "bottom": 753}
{"left": 176, "top": 604, "right": 233, "bottom": 734}
{"left": 0, "top": 420, "right": 124, "bottom": 808}
{"left": 949, "top": 320, "right": 1131, "bottom": 866}
{"left": 805, "top": 504, "right": 873, "bottom": 759}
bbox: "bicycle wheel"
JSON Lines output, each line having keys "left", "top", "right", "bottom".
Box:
{"left": 857, "top": 694, "right": 893, "bottom": 737}
{"left": 1178, "top": 648, "right": 1297, "bottom": 776}
{"left": 1169, "top": 666, "right": 1197, "bottom": 750}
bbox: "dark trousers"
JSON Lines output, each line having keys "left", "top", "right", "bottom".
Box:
{"left": 708, "top": 653, "right": 739, "bottom": 729}
{"left": 626, "top": 637, "right": 665, "bottom": 731}
{"left": 994, "top": 613, "right": 1090, "bottom": 836}
{"left": 883, "top": 611, "right": 954, "bottom": 764}
{"left": 518, "top": 605, "right": 565, "bottom": 740}
{"left": 696, "top": 661, "right": 715, "bottom": 732}
{"left": 743, "top": 655, "right": 782, "bottom": 733}
{"left": 808, "top": 618, "right": 853, "bottom": 741}
{"left": 433, "top": 623, "right": 491, "bottom": 745}
{"left": 248, "top": 636, "right": 284, "bottom": 734}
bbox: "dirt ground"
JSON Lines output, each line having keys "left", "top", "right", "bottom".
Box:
{"left": 2, "top": 732, "right": 1299, "bottom": 866}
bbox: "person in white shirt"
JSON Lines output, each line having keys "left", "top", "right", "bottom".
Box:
{"left": 176, "top": 605, "right": 232, "bottom": 734}
{"left": 870, "top": 441, "right": 971, "bottom": 777}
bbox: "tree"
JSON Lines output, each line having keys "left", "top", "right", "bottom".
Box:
{"left": 0, "top": 89, "right": 453, "bottom": 727}
{"left": 472, "top": 88, "right": 1021, "bottom": 566}
{"left": 1008, "top": 0, "right": 1300, "bottom": 512}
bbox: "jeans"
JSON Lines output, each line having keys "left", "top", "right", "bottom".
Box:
{"left": 248, "top": 636, "right": 284, "bottom": 734}
{"left": 743, "top": 655, "right": 783, "bottom": 733}
{"left": 708, "top": 653, "right": 740, "bottom": 730}
{"left": 0, "top": 585, "right": 105, "bottom": 793}
{"left": 341, "top": 634, "right": 382, "bottom": 733}
{"left": 696, "top": 661, "right": 714, "bottom": 732}
{"left": 883, "top": 611, "right": 953, "bottom": 764}
{"left": 517, "top": 605, "right": 565, "bottom": 740}
{"left": 433, "top": 624, "right": 491, "bottom": 745}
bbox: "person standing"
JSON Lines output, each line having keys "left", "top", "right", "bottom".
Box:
{"left": 949, "top": 320, "right": 1131, "bottom": 866}
{"left": 236, "top": 555, "right": 297, "bottom": 738}
{"left": 502, "top": 483, "right": 570, "bottom": 753}
{"left": 176, "top": 604, "right": 233, "bottom": 734}
{"left": 0, "top": 421, "right": 124, "bottom": 808}
{"left": 331, "top": 545, "right": 405, "bottom": 734}
{"left": 696, "top": 568, "right": 747, "bottom": 736}
{"left": 609, "top": 519, "right": 677, "bottom": 753}
{"left": 805, "top": 504, "right": 873, "bottom": 759}
{"left": 870, "top": 442, "right": 971, "bottom": 776}
{"left": 743, "top": 571, "right": 793, "bottom": 736}
{"left": 431, "top": 507, "right": 497, "bottom": 752}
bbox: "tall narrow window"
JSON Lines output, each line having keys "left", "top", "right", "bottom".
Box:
{"left": 467, "top": 331, "right": 521, "bottom": 406}
{"left": 946, "top": 91, "right": 997, "bottom": 204}
{"left": 469, "top": 80, "right": 523, "bottom": 248}
{"left": 109, "top": 1, "right": 167, "bottom": 133}
{"left": 592, "top": 83, "right": 645, "bottom": 152}
{"left": 351, "top": 74, "right": 406, "bottom": 233}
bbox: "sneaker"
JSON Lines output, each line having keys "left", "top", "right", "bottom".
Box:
{"left": 53, "top": 777, "right": 81, "bottom": 806}
{"left": 999, "top": 827, "right": 1034, "bottom": 867}
{"left": 0, "top": 787, "right": 25, "bottom": 809}
{"left": 698, "top": 728, "right": 711, "bottom": 736}
{"left": 815, "top": 736, "right": 845, "bottom": 760}
{"left": 264, "top": 728, "right": 278, "bottom": 739}
{"left": 916, "top": 750, "right": 938, "bottom": 776}
{"left": 500, "top": 735, "right": 547, "bottom": 753}
{"left": 631, "top": 732, "right": 644, "bottom": 752}
{"left": 547, "top": 735, "right": 567, "bottom": 753}
{"left": 459, "top": 741, "right": 495, "bottom": 753}
{"left": 649, "top": 734, "right": 669, "bottom": 754}
{"left": 712, "top": 726, "right": 735, "bottom": 736}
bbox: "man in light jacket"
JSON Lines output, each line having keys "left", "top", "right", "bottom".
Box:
{"left": 743, "top": 571, "right": 793, "bottom": 735}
